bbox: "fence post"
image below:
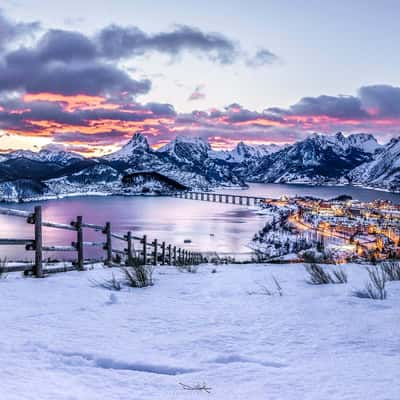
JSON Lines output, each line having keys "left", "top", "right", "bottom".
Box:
{"left": 33, "top": 206, "right": 43, "bottom": 278}
{"left": 103, "top": 222, "right": 112, "bottom": 266}
{"left": 153, "top": 238, "right": 158, "bottom": 266}
{"left": 178, "top": 248, "right": 182, "bottom": 264}
{"left": 75, "top": 215, "right": 84, "bottom": 270}
{"left": 161, "top": 241, "right": 166, "bottom": 265}
{"left": 126, "top": 231, "right": 133, "bottom": 262}
{"left": 168, "top": 244, "right": 172, "bottom": 265}
{"left": 173, "top": 246, "right": 177, "bottom": 265}
{"left": 142, "top": 235, "right": 147, "bottom": 265}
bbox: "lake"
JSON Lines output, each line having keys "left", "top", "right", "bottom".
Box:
{"left": 1, "top": 183, "right": 400, "bottom": 261}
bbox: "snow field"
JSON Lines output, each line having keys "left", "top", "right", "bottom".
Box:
{"left": 0, "top": 263, "right": 399, "bottom": 400}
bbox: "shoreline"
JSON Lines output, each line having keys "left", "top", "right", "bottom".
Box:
{"left": 1, "top": 182, "right": 399, "bottom": 205}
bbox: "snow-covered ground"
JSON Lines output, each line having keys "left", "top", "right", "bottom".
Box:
{"left": 1, "top": 263, "right": 399, "bottom": 400}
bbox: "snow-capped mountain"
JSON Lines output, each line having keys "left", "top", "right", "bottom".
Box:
{"left": 0, "top": 131, "right": 399, "bottom": 202}
{"left": 0, "top": 149, "right": 85, "bottom": 165}
{"left": 349, "top": 137, "right": 400, "bottom": 191}
{"left": 247, "top": 132, "right": 381, "bottom": 184}
{"left": 103, "top": 134, "right": 244, "bottom": 189}
{"left": 209, "top": 141, "right": 281, "bottom": 163}
{"left": 157, "top": 136, "right": 211, "bottom": 163}
{"left": 103, "top": 133, "right": 150, "bottom": 162}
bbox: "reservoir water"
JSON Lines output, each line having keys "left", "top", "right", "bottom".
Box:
{"left": 1, "top": 183, "right": 399, "bottom": 261}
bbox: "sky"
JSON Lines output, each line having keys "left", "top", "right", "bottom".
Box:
{"left": 0, "top": 0, "right": 400, "bottom": 155}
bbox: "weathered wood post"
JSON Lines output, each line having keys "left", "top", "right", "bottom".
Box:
{"left": 76, "top": 215, "right": 84, "bottom": 270}
{"left": 153, "top": 238, "right": 158, "bottom": 265}
{"left": 126, "top": 231, "right": 133, "bottom": 262}
{"left": 168, "top": 244, "right": 172, "bottom": 265}
{"left": 178, "top": 248, "right": 182, "bottom": 263}
{"left": 142, "top": 235, "right": 147, "bottom": 265}
{"left": 173, "top": 245, "right": 177, "bottom": 265}
{"left": 161, "top": 241, "right": 166, "bottom": 265}
{"left": 103, "top": 222, "right": 112, "bottom": 266}
{"left": 33, "top": 206, "right": 43, "bottom": 277}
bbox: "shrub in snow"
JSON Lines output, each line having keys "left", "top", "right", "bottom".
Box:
{"left": 305, "top": 263, "right": 333, "bottom": 284}
{"left": 91, "top": 272, "right": 122, "bottom": 291}
{"left": 0, "top": 258, "right": 7, "bottom": 278}
{"left": 380, "top": 261, "right": 400, "bottom": 281}
{"left": 123, "top": 257, "right": 154, "bottom": 288}
{"left": 305, "top": 263, "right": 348, "bottom": 285}
{"left": 353, "top": 266, "right": 386, "bottom": 300}
{"left": 247, "top": 275, "right": 283, "bottom": 296}
{"left": 331, "top": 268, "right": 348, "bottom": 284}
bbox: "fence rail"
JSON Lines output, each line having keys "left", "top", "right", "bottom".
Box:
{"left": 0, "top": 205, "right": 204, "bottom": 277}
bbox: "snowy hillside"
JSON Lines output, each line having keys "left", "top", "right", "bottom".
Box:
{"left": 1, "top": 263, "right": 399, "bottom": 400}
{"left": 248, "top": 132, "right": 381, "bottom": 184}
{"left": 350, "top": 137, "right": 400, "bottom": 191}
{"left": 209, "top": 141, "right": 281, "bottom": 163}
{"left": 1, "top": 148, "right": 85, "bottom": 165}
{"left": 157, "top": 136, "right": 211, "bottom": 163}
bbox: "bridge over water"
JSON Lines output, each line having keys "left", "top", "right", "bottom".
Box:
{"left": 171, "top": 191, "right": 270, "bottom": 206}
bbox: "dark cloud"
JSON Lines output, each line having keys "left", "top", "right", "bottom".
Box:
{"left": 97, "top": 24, "right": 239, "bottom": 64}
{"left": 270, "top": 94, "right": 369, "bottom": 119}
{"left": 246, "top": 48, "right": 278, "bottom": 67}
{"left": 53, "top": 130, "right": 129, "bottom": 146}
{"left": 37, "top": 29, "right": 97, "bottom": 62}
{"left": 0, "top": 45, "right": 151, "bottom": 96}
{"left": 359, "top": 84, "right": 400, "bottom": 117}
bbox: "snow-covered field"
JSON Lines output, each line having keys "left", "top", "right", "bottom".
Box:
{"left": 1, "top": 263, "right": 399, "bottom": 400}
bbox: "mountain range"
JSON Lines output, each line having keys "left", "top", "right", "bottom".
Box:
{"left": 0, "top": 131, "right": 398, "bottom": 201}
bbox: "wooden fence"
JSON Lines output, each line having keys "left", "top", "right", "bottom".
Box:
{"left": 0, "top": 205, "right": 203, "bottom": 277}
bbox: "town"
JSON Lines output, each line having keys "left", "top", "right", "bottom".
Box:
{"left": 255, "top": 195, "right": 400, "bottom": 263}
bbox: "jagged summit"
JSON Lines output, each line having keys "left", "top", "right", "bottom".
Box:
{"left": 157, "top": 135, "right": 211, "bottom": 163}
{"left": 103, "top": 132, "right": 150, "bottom": 161}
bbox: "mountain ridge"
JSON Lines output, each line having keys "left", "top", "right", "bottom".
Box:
{"left": 0, "top": 131, "right": 398, "bottom": 201}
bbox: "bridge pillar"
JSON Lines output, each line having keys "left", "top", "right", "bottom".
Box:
{"left": 239, "top": 197, "right": 243, "bottom": 205}
{"left": 213, "top": 194, "right": 216, "bottom": 202}
{"left": 246, "top": 197, "right": 250, "bottom": 206}
{"left": 225, "top": 195, "right": 229, "bottom": 203}
{"left": 201, "top": 193, "right": 204, "bottom": 201}
{"left": 195, "top": 193, "right": 198, "bottom": 200}
{"left": 207, "top": 193, "right": 210, "bottom": 201}
{"left": 219, "top": 194, "right": 222, "bottom": 202}
{"left": 232, "top": 196, "right": 236, "bottom": 204}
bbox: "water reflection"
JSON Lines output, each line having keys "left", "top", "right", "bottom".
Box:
{"left": 1, "top": 183, "right": 399, "bottom": 261}
{"left": 0, "top": 195, "right": 267, "bottom": 261}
